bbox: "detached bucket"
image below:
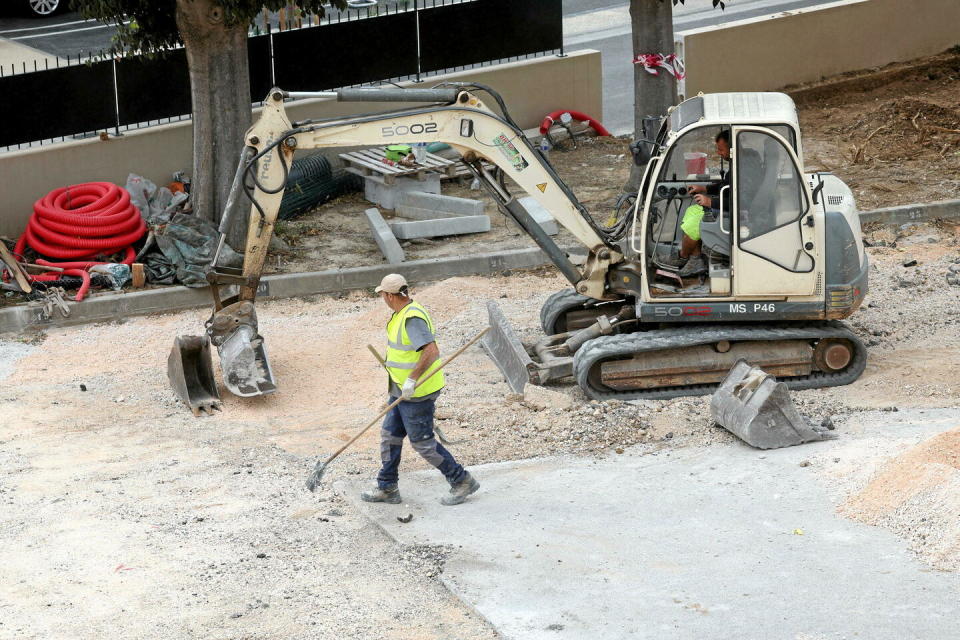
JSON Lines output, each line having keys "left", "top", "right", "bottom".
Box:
{"left": 168, "top": 335, "right": 221, "bottom": 416}
{"left": 684, "top": 152, "right": 708, "bottom": 176}
{"left": 711, "top": 360, "right": 836, "bottom": 449}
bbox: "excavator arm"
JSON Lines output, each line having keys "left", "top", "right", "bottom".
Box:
{"left": 168, "top": 85, "right": 623, "bottom": 415}
{"left": 225, "top": 87, "right": 622, "bottom": 302}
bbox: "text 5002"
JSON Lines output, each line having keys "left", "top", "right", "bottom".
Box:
{"left": 381, "top": 123, "right": 438, "bottom": 137}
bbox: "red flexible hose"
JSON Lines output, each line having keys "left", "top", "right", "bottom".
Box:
{"left": 539, "top": 110, "right": 612, "bottom": 137}
{"left": 12, "top": 182, "right": 144, "bottom": 301}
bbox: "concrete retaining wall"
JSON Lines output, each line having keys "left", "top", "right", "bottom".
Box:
{"left": 0, "top": 50, "right": 601, "bottom": 238}
{"left": 678, "top": 0, "right": 960, "bottom": 97}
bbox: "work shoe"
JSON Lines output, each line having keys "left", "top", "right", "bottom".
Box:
{"left": 659, "top": 250, "right": 687, "bottom": 269}
{"left": 361, "top": 485, "right": 401, "bottom": 504}
{"left": 440, "top": 473, "right": 480, "bottom": 506}
{"left": 679, "top": 254, "right": 708, "bottom": 278}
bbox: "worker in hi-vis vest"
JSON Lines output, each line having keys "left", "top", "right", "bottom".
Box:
{"left": 361, "top": 273, "right": 479, "bottom": 506}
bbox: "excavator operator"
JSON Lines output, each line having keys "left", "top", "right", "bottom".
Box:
{"left": 664, "top": 129, "right": 731, "bottom": 278}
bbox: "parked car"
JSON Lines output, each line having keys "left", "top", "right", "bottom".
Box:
{"left": 27, "top": 0, "right": 65, "bottom": 17}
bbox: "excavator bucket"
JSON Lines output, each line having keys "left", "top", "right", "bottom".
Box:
{"left": 481, "top": 301, "right": 536, "bottom": 394}
{"left": 711, "top": 360, "right": 836, "bottom": 449}
{"left": 167, "top": 335, "right": 221, "bottom": 416}
{"left": 217, "top": 324, "right": 277, "bottom": 397}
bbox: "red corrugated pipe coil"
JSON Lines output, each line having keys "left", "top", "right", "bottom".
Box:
{"left": 11, "top": 182, "right": 144, "bottom": 301}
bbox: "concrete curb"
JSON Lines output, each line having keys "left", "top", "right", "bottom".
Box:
{"left": 859, "top": 198, "right": 960, "bottom": 226}
{"left": 364, "top": 208, "right": 405, "bottom": 264}
{"left": 0, "top": 246, "right": 584, "bottom": 335}
{"left": 390, "top": 215, "right": 491, "bottom": 240}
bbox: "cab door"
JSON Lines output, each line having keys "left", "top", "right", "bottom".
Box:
{"left": 732, "top": 127, "right": 818, "bottom": 297}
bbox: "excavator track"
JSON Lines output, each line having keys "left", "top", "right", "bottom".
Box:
{"left": 539, "top": 288, "right": 627, "bottom": 335}
{"left": 573, "top": 322, "right": 867, "bottom": 401}
{"left": 540, "top": 289, "right": 591, "bottom": 334}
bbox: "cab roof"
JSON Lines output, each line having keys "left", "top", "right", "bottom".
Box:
{"left": 669, "top": 92, "right": 800, "bottom": 133}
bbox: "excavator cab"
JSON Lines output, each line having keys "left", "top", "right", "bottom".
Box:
{"left": 635, "top": 114, "right": 815, "bottom": 300}
{"left": 485, "top": 92, "right": 868, "bottom": 420}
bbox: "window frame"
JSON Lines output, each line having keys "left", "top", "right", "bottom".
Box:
{"left": 733, "top": 126, "right": 814, "bottom": 274}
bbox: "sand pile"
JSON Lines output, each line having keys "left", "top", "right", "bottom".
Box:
{"left": 840, "top": 428, "right": 960, "bottom": 570}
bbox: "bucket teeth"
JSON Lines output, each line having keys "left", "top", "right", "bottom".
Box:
{"left": 167, "top": 335, "right": 222, "bottom": 416}
{"left": 711, "top": 360, "right": 836, "bottom": 449}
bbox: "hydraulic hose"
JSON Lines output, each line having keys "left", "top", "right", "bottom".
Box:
{"left": 12, "top": 182, "right": 144, "bottom": 301}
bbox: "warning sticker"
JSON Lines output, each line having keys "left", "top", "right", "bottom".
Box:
{"left": 492, "top": 133, "right": 529, "bottom": 172}
{"left": 536, "top": 183, "right": 547, "bottom": 193}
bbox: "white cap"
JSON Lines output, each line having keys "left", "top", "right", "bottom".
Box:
{"left": 375, "top": 273, "right": 408, "bottom": 294}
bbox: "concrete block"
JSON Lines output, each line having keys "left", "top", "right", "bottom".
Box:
{"left": 393, "top": 206, "right": 460, "bottom": 221}
{"left": 363, "top": 174, "right": 441, "bottom": 210}
{"left": 364, "top": 208, "right": 405, "bottom": 264}
{"left": 396, "top": 191, "right": 486, "bottom": 219}
{"left": 517, "top": 196, "right": 559, "bottom": 235}
{"left": 389, "top": 215, "right": 491, "bottom": 240}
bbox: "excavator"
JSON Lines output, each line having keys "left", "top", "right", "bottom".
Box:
{"left": 168, "top": 85, "right": 868, "bottom": 424}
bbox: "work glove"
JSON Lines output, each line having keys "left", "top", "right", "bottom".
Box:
{"left": 400, "top": 377, "right": 417, "bottom": 400}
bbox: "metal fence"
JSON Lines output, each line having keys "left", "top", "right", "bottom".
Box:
{"left": 0, "top": 0, "right": 562, "bottom": 152}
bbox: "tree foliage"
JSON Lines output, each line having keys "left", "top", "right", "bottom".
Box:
{"left": 71, "top": 1, "right": 347, "bottom": 54}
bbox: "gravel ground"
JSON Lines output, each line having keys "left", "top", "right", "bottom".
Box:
{"left": 2, "top": 222, "right": 960, "bottom": 639}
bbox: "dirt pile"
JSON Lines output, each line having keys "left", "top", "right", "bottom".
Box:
{"left": 839, "top": 428, "right": 960, "bottom": 570}
{"left": 797, "top": 51, "right": 960, "bottom": 210}
{"left": 841, "top": 97, "right": 960, "bottom": 164}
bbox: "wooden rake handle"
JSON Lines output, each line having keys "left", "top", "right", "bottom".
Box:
{"left": 316, "top": 327, "right": 489, "bottom": 469}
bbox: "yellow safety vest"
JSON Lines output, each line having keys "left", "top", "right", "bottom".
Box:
{"left": 385, "top": 301, "right": 445, "bottom": 398}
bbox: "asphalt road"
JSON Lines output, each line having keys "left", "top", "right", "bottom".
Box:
{"left": 0, "top": 0, "right": 837, "bottom": 134}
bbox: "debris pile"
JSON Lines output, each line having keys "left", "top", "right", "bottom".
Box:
{"left": 840, "top": 428, "right": 960, "bottom": 570}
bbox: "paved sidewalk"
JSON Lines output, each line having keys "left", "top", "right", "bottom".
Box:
{"left": 0, "top": 37, "right": 62, "bottom": 71}
{"left": 346, "top": 409, "right": 960, "bottom": 640}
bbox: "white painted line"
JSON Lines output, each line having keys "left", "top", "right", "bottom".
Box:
{"left": 0, "top": 18, "right": 97, "bottom": 35}
{"left": 10, "top": 22, "right": 120, "bottom": 41}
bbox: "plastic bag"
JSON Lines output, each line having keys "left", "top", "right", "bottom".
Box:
{"left": 151, "top": 213, "right": 242, "bottom": 288}
{"left": 89, "top": 263, "right": 131, "bottom": 290}
{"left": 126, "top": 174, "right": 188, "bottom": 225}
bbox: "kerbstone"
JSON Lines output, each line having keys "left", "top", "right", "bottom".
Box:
{"left": 517, "top": 196, "right": 559, "bottom": 235}
{"left": 859, "top": 198, "right": 960, "bottom": 226}
{"left": 389, "top": 215, "right": 491, "bottom": 240}
{"left": 363, "top": 174, "right": 441, "bottom": 210}
{"left": 396, "top": 191, "right": 485, "bottom": 219}
{"left": 364, "top": 208, "right": 405, "bottom": 264}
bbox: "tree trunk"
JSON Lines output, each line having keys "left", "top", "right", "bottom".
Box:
{"left": 625, "top": 0, "right": 677, "bottom": 191}
{"left": 176, "top": 0, "right": 251, "bottom": 251}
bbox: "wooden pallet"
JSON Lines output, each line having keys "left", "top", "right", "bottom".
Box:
{"left": 339, "top": 147, "right": 463, "bottom": 185}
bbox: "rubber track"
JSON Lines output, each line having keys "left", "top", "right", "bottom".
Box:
{"left": 573, "top": 322, "right": 868, "bottom": 401}
{"left": 539, "top": 289, "right": 591, "bottom": 335}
